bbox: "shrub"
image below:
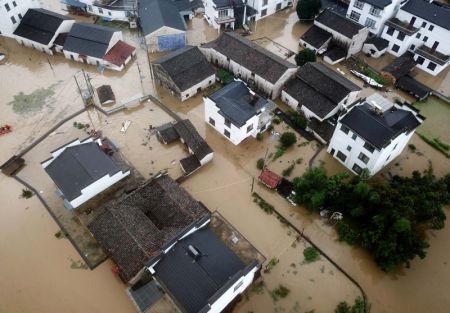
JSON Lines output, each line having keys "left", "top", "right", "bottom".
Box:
{"left": 290, "top": 111, "right": 307, "bottom": 129}
{"left": 271, "top": 285, "right": 291, "bottom": 301}
{"left": 362, "top": 67, "right": 387, "bottom": 86}
{"left": 21, "top": 188, "right": 33, "bottom": 199}
{"left": 280, "top": 132, "right": 297, "bottom": 148}
{"left": 335, "top": 302, "right": 351, "bottom": 313}
{"left": 217, "top": 68, "right": 234, "bottom": 84}
{"left": 282, "top": 164, "right": 295, "bottom": 177}
{"left": 264, "top": 257, "right": 280, "bottom": 273}
{"left": 295, "top": 48, "right": 316, "bottom": 66}
{"left": 256, "top": 132, "right": 264, "bottom": 141}
{"left": 418, "top": 133, "right": 450, "bottom": 158}
{"left": 272, "top": 147, "right": 286, "bottom": 161}
{"left": 337, "top": 222, "right": 360, "bottom": 245}
{"left": 408, "top": 144, "right": 416, "bottom": 152}
{"left": 296, "top": 0, "right": 321, "bottom": 20}
{"left": 272, "top": 117, "right": 282, "bottom": 124}
{"left": 303, "top": 246, "right": 319, "bottom": 263}
{"left": 257, "top": 158, "right": 265, "bottom": 170}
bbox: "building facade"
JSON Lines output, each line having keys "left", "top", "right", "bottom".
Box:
{"left": 248, "top": 0, "right": 292, "bottom": 21}
{"left": 76, "top": 0, "right": 138, "bottom": 24}
{"left": 327, "top": 93, "right": 424, "bottom": 175}
{"left": 0, "top": 0, "right": 39, "bottom": 37}
{"left": 204, "top": 0, "right": 242, "bottom": 31}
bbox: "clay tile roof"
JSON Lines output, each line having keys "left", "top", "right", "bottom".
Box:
{"left": 103, "top": 40, "right": 136, "bottom": 66}
{"left": 258, "top": 168, "right": 282, "bottom": 189}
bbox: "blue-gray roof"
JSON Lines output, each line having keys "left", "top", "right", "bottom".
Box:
{"left": 401, "top": 0, "right": 450, "bottom": 31}
{"left": 138, "top": 0, "right": 186, "bottom": 35}
{"left": 316, "top": 9, "right": 364, "bottom": 38}
{"left": 154, "top": 227, "right": 246, "bottom": 313}
{"left": 209, "top": 81, "right": 269, "bottom": 127}
{"left": 362, "top": 0, "right": 392, "bottom": 9}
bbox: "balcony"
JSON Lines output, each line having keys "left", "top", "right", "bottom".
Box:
{"left": 214, "top": 15, "right": 235, "bottom": 24}
{"left": 415, "top": 45, "right": 450, "bottom": 66}
{"left": 385, "top": 17, "right": 419, "bottom": 36}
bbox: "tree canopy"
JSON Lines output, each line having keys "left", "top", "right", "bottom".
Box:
{"left": 296, "top": 0, "right": 322, "bottom": 20}
{"left": 293, "top": 167, "right": 449, "bottom": 271}
{"left": 295, "top": 48, "right": 316, "bottom": 66}
{"left": 280, "top": 132, "right": 297, "bottom": 148}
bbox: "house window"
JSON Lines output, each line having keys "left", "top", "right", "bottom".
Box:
{"left": 247, "top": 124, "right": 253, "bottom": 133}
{"left": 386, "top": 154, "right": 391, "bottom": 161}
{"left": 352, "top": 164, "right": 363, "bottom": 174}
{"left": 98, "top": 8, "right": 103, "bottom": 14}
{"left": 386, "top": 26, "right": 395, "bottom": 36}
{"left": 10, "top": 16, "right": 16, "bottom": 24}
{"left": 392, "top": 44, "right": 400, "bottom": 53}
{"left": 88, "top": 5, "right": 93, "bottom": 11}
{"left": 5, "top": 3, "right": 10, "bottom": 11}
{"left": 224, "top": 129, "right": 230, "bottom": 138}
{"left": 358, "top": 152, "right": 370, "bottom": 164}
{"left": 423, "top": 36, "right": 428, "bottom": 42}
{"left": 429, "top": 25, "right": 434, "bottom": 31}
{"left": 349, "top": 11, "right": 361, "bottom": 22}
{"left": 409, "top": 44, "right": 415, "bottom": 50}
{"left": 224, "top": 118, "right": 231, "bottom": 128}
{"left": 351, "top": 133, "right": 357, "bottom": 140}
{"left": 393, "top": 143, "right": 398, "bottom": 150}
{"left": 365, "top": 18, "right": 376, "bottom": 29}
{"left": 369, "top": 6, "right": 380, "bottom": 17}
{"left": 397, "top": 32, "right": 405, "bottom": 41}
{"left": 108, "top": 11, "right": 112, "bottom": 16}
{"left": 427, "top": 62, "right": 437, "bottom": 71}
{"left": 421, "top": 22, "right": 427, "bottom": 28}
{"left": 416, "top": 56, "right": 425, "bottom": 64}
{"left": 263, "top": 0, "right": 268, "bottom": 6}
{"left": 218, "top": 9, "right": 228, "bottom": 18}
{"left": 340, "top": 125, "right": 350, "bottom": 134}
{"left": 363, "top": 142, "right": 375, "bottom": 153}
{"left": 18, "top": 13, "right": 22, "bottom": 19}
{"left": 234, "top": 280, "right": 244, "bottom": 292}
{"left": 354, "top": 0, "right": 364, "bottom": 9}
{"left": 12, "top": 0, "right": 17, "bottom": 6}
{"left": 346, "top": 145, "right": 352, "bottom": 151}
{"left": 416, "top": 33, "right": 421, "bottom": 39}
{"left": 336, "top": 151, "right": 347, "bottom": 162}
{"left": 226, "top": 57, "right": 230, "bottom": 62}
{"left": 209, "top": 117, "right": 215, "bottom": 126}
{"left": 261, "top": 9, "right": 267, "bottom": 16}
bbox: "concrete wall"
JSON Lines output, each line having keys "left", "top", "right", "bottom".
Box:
{"left": 362, "top": 42, "right": 387, "bottom": 58}
{"left": 0, "top": 0, "right": 39, "bottom": 37}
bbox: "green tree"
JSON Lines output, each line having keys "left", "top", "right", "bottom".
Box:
{"left": 279, "top": 132, "right": 297, "bottom": 148}
{"left": 294, "top": 48, "right": 316, "bottom": 66}
{"left": 296, "top": 0, "right": 322, "bottom": 20}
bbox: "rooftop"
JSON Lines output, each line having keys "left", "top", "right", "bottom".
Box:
{"left": 93, "top": 0, "right": 137, "bottom": 10}
{"left": 258, "top": 168, "right": 282, "bottom": 189}
{"left": 87, "top": 174, "right": 210, "bottom": 283}
{"left": 173, "top": 119, "right": 214, "bottom": 161}
{"left": 396, "top": 75, "right": 432, "bottom": 100}
{"left": 153, "top": 45, "right": 215, "bottom": 92}
{"left": 138, "top": 0, "right": 186, "bottom": 35}
{"left": 103, "top": 40, "right": 136, "bottom": 66}
{"left": 315, "top": 9, "right": 364, "bottom": 38}
{"left": 364, "top": 37, "right": 389, "bottom": 50}
{"left": 382, "top": 52, "right": 416, "bottom": 79}
{"left": 208, "top": 81, "right": 270, "bottom": 127}
{"left": 401, "top": 0, "right": 450, "bottom": 31}
{"left": 156, "top": 122, "right": 180, "bottom": 144}
{"left": 13, "top": 8, "right": 72, "bottom": 45}
{"left": 361, "top": 0, "right": 392, "bottom": 9}
{"left": 300, "top": 25, "right": 332, "bottom": 49}
{"left": 201, "top": 32, "right": 296, "bottom": 84}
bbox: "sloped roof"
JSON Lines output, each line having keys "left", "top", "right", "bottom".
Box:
{"left": 173, "top": 120, "right": 213, "bottom": 161}
{"left": 209, "top": 81, "right": 269, "bottom": 127}
{"left": 401, "top": 0, "right": 450, "bottom": 31}
{"left": 315, "top": 9, "right": 364, "bottom": 38}
{"left": 44, "top": 141, "right": 122, "bottom": 201}
{"left": 258, "top": 168, "right": 282, "bottom": 189}
{"left": 201, "top": 32, "right": 296, "bottom": 84}
{"left": 96, "top": 85, "right": 115, "bottom": 104}
{"left": 396, "top": 75, "right": 431, "bottom": 100}
{"left": 13, "top": 8, "right": 72, "bottom": 45}
{"left": 156, "top": 122, "right": 180, "bottom": 144}
{"left": 382, "top": 52, "right": 416, "bottom": 79}
{"left": 363, "top": 0, "right": 391, "bottom": 9}
{"left": 103, "top": 40, "right": 135, "bottom": 66}
{"left": 153, "top": 45, "right": 215, "bottom": 91}
{"left": 300, "top": 25, "right": 332, "bottom": 49}
{"left": 139, "top": 0, "right": 186, "bottom": 35}
{"left": 364, "top": 37, "right": 389, "bottom": 51}
{"left": 340, "top": 102, "right": 422, "bottom": 149}
{"left": 88, "top": 175, "right": 210, "bottom": 283}
{"left": 63, "top": 23, "right": 117, "bottom": 58}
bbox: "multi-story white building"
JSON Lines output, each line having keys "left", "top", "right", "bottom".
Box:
{"left": 247, "top": 0, "right": 292, "bottom": 21}
{"left": 327, "top": 93, "right": 424, "bottom": 176}
{"left": 0, "top": 0, "right": 39, "bottom": 37}
{"left": 204, "top": 80, "right": 275, "bottom": 145}
{"left": 380, "top": 0, "right": 450, "bottom": 76}
{"left": 204, "top": 0, "right": 244, "bottom": 31}
{"left": 346, "top": 0, "right": 402, "bottom": 35}
{"left": 75, "top": 0, "right": 138, "bottom": 24}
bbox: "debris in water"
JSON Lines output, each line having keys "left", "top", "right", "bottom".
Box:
{"left": 70, "top": 258, "right": 88, "bottom": 270}
{"left": 121, "top": 120, "right": 131, "bottom": 133}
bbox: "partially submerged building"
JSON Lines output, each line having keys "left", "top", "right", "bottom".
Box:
{"left": 0, "top": 0, "right": 39, "bottom": 37}
{"left": 395, "top": 75, "right": 431, "bottom": 100}
{"left": 381, "top": 52, "right": 416, "bottom": 83}
{"left": 41, "top": 137, "right": 130, "bottom": 209}
{"left": 203, "top": 0, "right": 246, "bottom": 31}
{"left": 152, "top": 45, "right": 216, "bottom": 101}
{"left": 200, "top": 32, "right": 297, "bottom": 99}
{"left": 13, "top": 8, "right": 75, "bottom": 54}
{"left": 327, "top": 93, "right": 424, "bottom": 175}
{"left": 76, "top": 0, "right": 138, "bottom": 25}
{"left": 204, "top": 80, "right": 276, "bottom": 145}
{"left": 62, "top": 23, "right": 135, "bottom": 71}
{"left": 281, "top": 62, "right": 361, "bottom": 122}
{"left": 362, "top": 36, "right": 389, "bottom": 58}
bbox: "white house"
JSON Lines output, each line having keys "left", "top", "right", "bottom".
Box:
{"left": 76, "top": 0, "right": 138, "bottom": 25}
{"left": 281, "top": 62, "right": 361, "bottom": 122}
{"left": 13, "top": 8, "right": 75, "bottom": 55}
{"left": 0, "top": 0, "right": 39, "bottom": 37}
{"left": 204, "top": 80, "right": 275, "bottom": 145}
{"left": 362, "top": 36, "right": 389, "bottom": 58}
{"left": 152, "top": 45, "right": 216, "bottom": 101}
{"left": 380, "top": 0, "right": 450, "bottom": 76}
{"left": 203, "top": 0, "right": 243, "bottom": 31}
{"left": 200, "top": 32, "right": 297, "bottom": 99}
{"left": 63, "top": 23, "right": 135, "bottom": 71}
{"left": 346, "top": 0, "right": 403, "bottom": 35}
{"left": 247, "top": 0, "right": 292, "bottom": 21}
{"left": 327, "top": 93, "right": 424, "bottom": 176}
{"left": 41, "top": 137, "right": 130, "bottom": 209}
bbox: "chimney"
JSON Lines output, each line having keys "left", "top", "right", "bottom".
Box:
{"left": 250, "top": 94, "right": 259, "bottom": 106}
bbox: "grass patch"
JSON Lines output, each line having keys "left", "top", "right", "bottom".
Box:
{"left": 21, "top": 189, "right": 33, "bottom": 199}
{"left": 272, "top": 147, "right": 286, "bottom": 161}
{"left": 273, "top": 117, "right": 282, "bottom": 124}
{"left": 282, "top": 164, "right": 295, "bottom": 177}
{"left": 362, "top": 67, "right": 387, "bottom": 86}
{"left": 8, "top": 86, "right": 56, "bottom": 114}
{"left": 270, "top": 285, "right": 290, "bottom": 301}
{"left": 417, "top": 133, "right": 450, "bottom": 158}
{"left": 217, "top": 68, "right": 234, "bottom": 84}
{"left": 303, "top": 246, "right": 320, "bottom": 263}
{"left": 264, "top": 257, "right": 280, "bottom": 273}
{"left": 252, "top": 192, "right": 274, "bottom": 214}
{"left": 73, "top": 122, "right": 89, "bottom": 130}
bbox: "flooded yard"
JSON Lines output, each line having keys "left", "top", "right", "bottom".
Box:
{"left": 413, "top": 96, "right": 450, "bottom": 143}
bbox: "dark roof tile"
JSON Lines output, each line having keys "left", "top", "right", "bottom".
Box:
{"left": 300, "top": 25, "right": 332, "bottom": 49}
{"left": 315, "top": 9, "right": 364, "bottom": 38}
{"left": 401, "top": 0, "right": 450, "bottom": 31}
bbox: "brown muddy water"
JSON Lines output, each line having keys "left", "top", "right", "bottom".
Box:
{"left": 1, "top": 3, "right": 450, "bottom": 313}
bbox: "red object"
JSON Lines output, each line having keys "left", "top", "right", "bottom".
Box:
{"left": 0, "top": 124, "right": 12, "bottom": 135}
{"left": 258, "top": 168, "right": 282, "bottom": 189}
{"left": 103, "top": 40, "right": 136, "bottom": 67}
{"left": 111, "top": 265, "right": 120, "bottom": 274}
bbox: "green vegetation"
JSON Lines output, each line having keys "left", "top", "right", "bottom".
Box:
{"left": 290, "top": 111, "right": 307, "bottom": 129}
{"left": 362, "top": 67, "right": 387, "bottom": 86}
{"left": 296, "top": 157, "right": 303, "bottom": 164}
{"left": 256, "top": 132, "right": 264, "bottom": 141}
{"left": 54, "top": 230, "right": 65, "bottom": 239}
{"left": 21, "top": 188, "right": 33, "bottom": 199}
{"left": 414, "top": 96, "right": 450, "bottom": 143}
{"left": 252, "top": 192, "right": 274, "bottom": 214}
{"left": 303, "top": 246, "right": 320, "bottom": 263}
{"left": 264, "top": 257, "right": 280, "bottom": 273}
{"left": 217, "top": 68, "right": 234, "bottom": 84}
{"left": 417, "top": 133, "right": 450, "bottom": 158}
{"left": 257, "top": 158, "right": 265, "bottom": 170}
{"left": 73, "top": 122, "right": 88, "bottom": 130}
{"left": 272, "top": 117, "right": 282, "bottom": 124}
{"left": 282, "top": 164, "right": 295, "bottom": 177}
{"left": 292, "top": 167, "right": 450, "bottom": 271}
{"left": 280, "top": 132, "right": 297, "bottom": 148}
{"left": 295, "top": 48, "right": 316, "bottom": 66}
{"left": 271, "top": 285, "right": 291, "bottom": 301}
{"left": 8, "top": 86, "right": 56, "bottom": 114}
{"left": 296, "top": 0, "right": 321, "bottom": 20}
{"left": 335, "top": 297, "right": 366, "bottom": 313}
{"left": 408, "top": 144, "right": 416, "bottom": 152}
{"left": 272, "top": 147, "right": 286, "bottom": 161}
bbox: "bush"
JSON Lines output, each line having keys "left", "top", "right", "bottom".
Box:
{"left": 264, "top": 257, "right": 280, "bottom": 273}
{"left": 272, "top": 117, "right": 282, "bottom": 124}
{"left": 408, "top": 144, "right": 416, "bottom": 152}
{"left": 280, "top": 132, "right": 297, "bottom": 148}
{"left": 296, "top": 0, "right": 321, "bottom": 20}
{"left": 295, "top": 48, "right": 316, "bottom": 66}
{"left": 290, "top": 111, "right": 307, "bottom": 129}
{"left": 21, "top": 188, "right": 33, "bottom": 199}
{"left": 217, "top": 68, "right": 234, "bottom": 84}
{"left": 303, "top": 246, "right": 319, "bottom": 263}
{"left": 337, "top": 222, "right": 360, "bottom": 245}
{"left": 418, "top": 133, "right": 450, "bottom": 158}
{"left": 335, "top": 302, "right": 351, "bottom": 313}
{"left": 256, "top": 132, "right": 264, "bottom": 141}
{"left": 272, "top": 147, "right": 286, "bottom": 161}
{"left": 282, "top": 164, "right": 295, "bottom": 177}
{"left": 271, "top": 285, "right": 291, "bottom": 301}
{"left": 257, "top": 158, "right": 265, "bottom": 170}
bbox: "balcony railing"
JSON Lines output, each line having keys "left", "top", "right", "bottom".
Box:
{"left": 415, "top": 45, "right": 450, "bottom": 66}
{"left": 215, "top": 15, "right": 235, "bottom": 24}
{"left": 385, "top": 17, "right": 419, "bottom": 36}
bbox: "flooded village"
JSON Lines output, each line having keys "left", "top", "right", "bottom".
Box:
{"left": 0, "top": 0, "right": 450, "bottom": 313}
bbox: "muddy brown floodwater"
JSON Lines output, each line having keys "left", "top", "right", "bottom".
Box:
{"left": 1, "top": 3, "right": 450, "bottom": 313}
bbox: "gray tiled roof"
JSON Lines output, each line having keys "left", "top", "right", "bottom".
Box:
{"left": 202, "top": 32, "right": 296, "bottom": 84}
{"left": 401, "top": 0, "right": 450, "bottom": 31}
{"left": 300, "top": 25, "right": 332, "bottom": 49}
{"left": 139, "top": 0, "right": 186, "bottom": 35}
{"left": 315, "top": 9, "right": 364, "bottom": 38}
{"left": 362, "top": 0, "right": 392, "bottom": 9}
{"left": 173, "top": 120, "right": 213, "bottom": 161}
{"left": 63, "top": 23, "right": 116, "bottom": 58}
{"left": 364, "top": 37, "right": 389, "bottom": 50}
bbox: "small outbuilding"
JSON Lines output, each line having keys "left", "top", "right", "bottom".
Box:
{"left": 96, "top": 85, "right": 115, "bottom": 105}
{"left": 396, "top": 75, "right": 432, "bottom": 101}
{"left": 299, "top": 25, "right": 332, "bottom": 54}
{"left": 258, "top": 168, "right": 282, "bottom": 189}
{"left": 362, "top": 37, "right": 389, "bottom": 58}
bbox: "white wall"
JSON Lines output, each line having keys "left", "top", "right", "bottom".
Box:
{"left": 249, "top": 0, "right": 290, "bottom": 21}
{"left": 180, "top": 74, "right": 216, "bottom": 101}
{"left": 0, "top": 0, "right": 39, "bottom": 37}
{"left": 299, "top": 37, "right": 331, "bottom": 54}
{"left": 80, "top": 0, "right": 131, "bottom": 21}
{"left": 281, "top": 90, "right": 299, "bottom": 110}
{"left": 362, "top": 42, "right": 387, "bottom": 58}
{"left": 204, "top": 1, "right": 235, "bottom": 30}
